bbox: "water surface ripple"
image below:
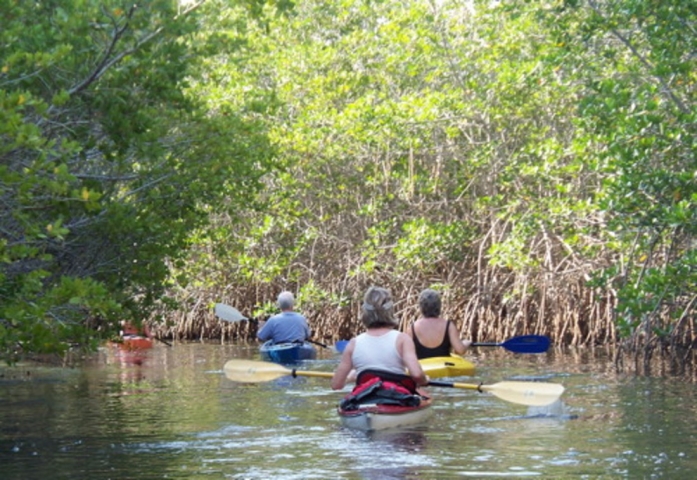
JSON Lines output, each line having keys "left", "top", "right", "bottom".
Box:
{"left": 1, "top": 343, "right": 696, "bottom": 479}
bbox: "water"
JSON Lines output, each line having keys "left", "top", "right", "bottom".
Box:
{"left": 1, "top": 343, "right": 696, "bottom": 479}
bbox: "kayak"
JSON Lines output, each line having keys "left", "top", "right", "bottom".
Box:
{"left": 259, "top": 340, "right": 317, "bottom": 364}
{"left": 336, "top": 357, "right": 471, "bottom": 432}
{"left": 338, "top": 394, "right": 433, "bottom": 432}
{"left": 110, "top": 336, "right": 154, "bottom": 351}
{"left": 418, "top": 356, "right": 475, "bottom": 378}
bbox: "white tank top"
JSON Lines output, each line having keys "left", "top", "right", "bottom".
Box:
{"left": 352, "top": 330, "right": 404, "bottom": 375}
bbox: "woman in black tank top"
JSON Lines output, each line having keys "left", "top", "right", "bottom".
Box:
{"left": 412, "top": 320, "right": 453, "bottom": 358}
{"left": 407, "top": 289, "right": 471, "bottom": 359}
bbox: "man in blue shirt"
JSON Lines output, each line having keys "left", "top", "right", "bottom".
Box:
{"left": 257, "top": 291, "right": 311, "bottom": 344}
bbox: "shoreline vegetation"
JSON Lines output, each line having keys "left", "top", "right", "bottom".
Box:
{"left": 147, "top": 278, "right": 694, "bottom": 378}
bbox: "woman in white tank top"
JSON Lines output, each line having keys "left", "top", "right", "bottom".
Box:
{"left": 331, "top": 286, "right": 428, "bottom": 390}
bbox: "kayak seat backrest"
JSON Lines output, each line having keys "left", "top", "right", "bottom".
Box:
{"left": 341, "top": 376, "right": 384, "bottom": 409}
{"left": 340, "top": 371, "right": 422, "bottom": 411}
{"left": 356, "top": 369, "right": 418, "bottom": 394}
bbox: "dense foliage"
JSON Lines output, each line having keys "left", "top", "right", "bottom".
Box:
{"left": 179, "top": 0, "right": 694, "bottom": 373}
{"left": 2, "top": 0, "right": 694, "bottom": 372}
{"left": 0, "top": 0, "right": 277, "bottom": 362}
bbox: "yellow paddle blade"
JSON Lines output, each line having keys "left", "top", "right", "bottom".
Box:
{"left": 429, "top": 379, "right": 565, "bottom": 406}
{"left": 224, "top": 359, "right": 292, "bottom": 382}
{"left": 419, "top": 356, "right": 476, "bottom": 378}
{"left": 223, "top": 359, "right": 334, "bottom": 383}
{"left": 482, "top": 381, "right": 565, "bottom": 406}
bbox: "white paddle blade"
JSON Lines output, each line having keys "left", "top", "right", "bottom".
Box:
{"left": 223, "top": 360, "right": 290, "bottom": 383}
{"left": 483, "top": 381, "right": 565, "bottom": 406}
{"left": 215, "top": 303, "right": 248, "bottom": 322}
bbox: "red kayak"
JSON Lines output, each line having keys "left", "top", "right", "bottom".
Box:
{"left": 110, "top": 336, "right": 154, "bottom": 351}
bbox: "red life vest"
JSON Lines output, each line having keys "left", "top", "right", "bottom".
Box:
{"left": 339, "top": 369, "right": 422, "bottom": 411}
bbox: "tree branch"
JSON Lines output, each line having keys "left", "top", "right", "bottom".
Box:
{"left": 587, "top": 0, "right": 690, "bottom": 114}
{"left": 68, "top": 1, "right": 207, "bottom": 96}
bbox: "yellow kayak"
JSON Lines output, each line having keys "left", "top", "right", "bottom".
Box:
{"left": 418, "top": 356, "right": 475, "bottom": 378}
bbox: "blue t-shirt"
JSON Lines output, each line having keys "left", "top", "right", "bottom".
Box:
{"left": 257, "top": 311, "right": 310, "bottom": 343}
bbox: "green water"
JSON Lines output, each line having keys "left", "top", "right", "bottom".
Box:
{"left": 1, "top": 343, "right": 696, "bottom": 479}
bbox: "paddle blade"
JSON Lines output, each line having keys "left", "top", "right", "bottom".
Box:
{"left": 482, "top": 381, "right": 564, "bottom": 406}
{"left": 224, "top": 359, "right": 291, "bottom": 383}
{"left": 501, "top": 335, "right": 551, "bottom": 354}
{"left": 334, "top": 340, "right": 350, "bottom": 353}
{"left": 419, "top": 356, "right": 476, "bottom": 378}
{"left": 215, "top": 303, "right": 248, "bottom": 322}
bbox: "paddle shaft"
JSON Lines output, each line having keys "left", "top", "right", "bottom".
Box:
{"left": 292, "top": 370, "right": 334, "bottom": 380}
{"left": 428, "top": 380, "right": 481, "bottom": 392}
{"left": 306, "top": 339, "right": 329, "bottom": 349}
{"left": 154, "top": 337, "right": 172, "bottom": 347}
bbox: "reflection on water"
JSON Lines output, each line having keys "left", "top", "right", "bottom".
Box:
{"left": 2, "top": 343, "right": 697, "bottom": 479}
{"left": 523, "top": 399, "right": 578, "bottom": 420}
{"left": 363, "top": 428, "right": 428, "bottom": 450}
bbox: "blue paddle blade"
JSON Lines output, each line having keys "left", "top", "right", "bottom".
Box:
{"left": 501, "top": 335, "right": 550, "bottom": 353}
{"left": 334, "top": 340, "right": 349, "bottom": 353}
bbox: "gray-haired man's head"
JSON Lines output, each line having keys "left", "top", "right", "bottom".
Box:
{"left": 277, "top": 291, "right": 295, "bottom": 311}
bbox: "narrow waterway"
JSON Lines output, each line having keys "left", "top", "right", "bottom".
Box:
{"left": 1, "top": 342, "right": 696, "bottom": 479}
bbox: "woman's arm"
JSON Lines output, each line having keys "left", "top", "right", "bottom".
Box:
{"left": 331, "top": 339, "right": 356, "bottom": 390}
{"left": 448, "top": 321, "right": 471, "bottom": 355}
{"left": 397, "top": 333, "right": 428, "bottom": 386}
{"left": 405, "top": 320, "right": 415, "bottom": 338}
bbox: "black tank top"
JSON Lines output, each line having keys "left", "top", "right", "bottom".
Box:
{"left": 412, "top": 320, "right": 452, "bottom": 359}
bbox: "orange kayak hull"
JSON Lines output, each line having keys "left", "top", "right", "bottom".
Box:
{"left": 110, "top": 336, "right": 154, "bottom": 351}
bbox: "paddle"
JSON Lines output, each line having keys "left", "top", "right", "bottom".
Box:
{"left": 154, "top": 337, "right": 173, "bottom": 347}
{"left": 222, "top": 359, "right": 564, "bottom": 406}
{"left": 427, "top": 379, "right": 564, "bottom": 407}
{"left": 332, "top": 334, "right": 550, "bottom": 355}
{"left": 472, "top": 335, "right": 551, "bottom": 354}
{"left": 215, "top": 303, "right": 329, "bottom": 348}
{"left": 306, "top": 339, "right": 329, "bottom": 349}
